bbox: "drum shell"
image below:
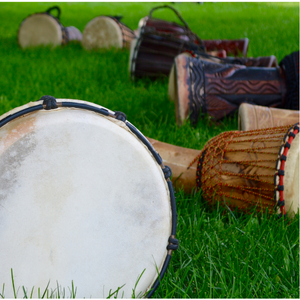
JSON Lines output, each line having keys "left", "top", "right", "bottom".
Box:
{"left": 118, "top": 20, "right": 136, "bottom": 48}
{"left": 131, "top": 35, "right": 198, "bottom": 78}
{"left": 202, "top": 38, "right": 249, "bottom": 57}
{"left": 238, "top": 103, "right": 300, "bottom": 131}
{"left": 171, "top": 53, "right": 287, "bottom": 125}
{"left": 64, "top": 26, "right": 83, "bottom": 43}
{"left": 197, "top": 125, "right": 299, "bottom": 215}
{"left": 139, "top": 17, "right": 200, "bottom": 44}
{"left": 131, "top": 16, "right": 203, "bottom": 79}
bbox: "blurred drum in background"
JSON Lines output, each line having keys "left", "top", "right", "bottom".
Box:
{"left": 82, "top": 16, "right": 135, "bottom": 50}
{"left": 18, "top": 6, "right": 82, "bottom": 48}
{"left": 129, "top": 5, "right": 205, "bottom": 79}
{"left": 169, "top": 51, "right": 299, "bottom": 126}
{"left": 202, "top": 38, "right": 249, "bottom": 57}
{"left": 238, "top": 103, "right": 300, "bottom": 131}
{"left": 148, "top": 123, "right": 299, "bottom": 216}
{"left": 0, "top": 97, "right": 178, "bottom": 298}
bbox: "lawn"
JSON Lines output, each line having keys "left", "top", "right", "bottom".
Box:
{"left": 0, "top": 2, "right": 299, "bottom": 298}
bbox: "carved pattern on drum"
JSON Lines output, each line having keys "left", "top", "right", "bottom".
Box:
{"left": 196, "top": 125, "right": 293, "bottom": 213}
{"left": 188, "top": 58, "right": 205, "bottom": 125}
{"left": 255, "top": 107, "right": 273, "bottom": 129}
{"left": 188, "top": 57, "right": 285, "bottom": 122}
{"left": 206, "top": 80, "right": 281, "bottom": 95}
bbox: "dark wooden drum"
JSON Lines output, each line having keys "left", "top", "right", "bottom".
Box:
{"left": 129, "top": 5, "right": 205, "bottom": 79}
{"left": 202, "top": 39, "right": 249, "bottom": 57}
{"left": 18, "top": 6, "right": 82, "bottom": 48}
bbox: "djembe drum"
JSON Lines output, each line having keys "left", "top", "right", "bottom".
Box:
{"left": 129, "top": 5, "right": 205, "bottom": 79}
{"left": 168, "top": 52, "right": 279, "bottom": 107}
{"left": 202, "top": 38, "right": 249, "bottom": 57}
{"left": 0, "top": 96, "right": 178, "bottom": 298}
{"left": 148, "top": 123, "right": 299, "bottom": 216}
{"left": 82, "top": 16, "right": 135, "bottom": 50}
{"left": 18, "top": 6, "right": 82, "bottom": 48}
{"left": 169, "top": 51, "right": 299, "bottom": 126}
{"left": 238, "top": 103, "right": 300, "bottom": 131}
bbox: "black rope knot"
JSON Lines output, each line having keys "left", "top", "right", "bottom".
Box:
{"left": 277, "top": 185, "right": 284, "bottom": 191}
{"left": 163, "top": 165, "right": 172, "bottom": 179}
{"left": 277, "top": 200, "right": 285, "bottom": 207}
{"left": 39, "top": 95, "right": 58, "bottom": 110}
{"left": 167, "top": 236, "right": 179, "bottom": 251}
{"left": 114, "top": 111, "right": 127, "bottom": 122}
{"left": 277, "top": 169, "right": 285, "bottom": 176}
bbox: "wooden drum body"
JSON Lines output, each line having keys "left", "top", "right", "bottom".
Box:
{"left": 168, "top": 52, "right": 299, "bottom": 126}
{"left": 130, "top": 6, "right": 205, "bottom": 79}
{"left": 238, "top": 103, "right": 300, "bottom": 131}
{"left": 82, "top": 16, "right": 135, "bottom": 50}
{"left": 148, "top": 124, "right": 299, "bottom": 216}
{"left": 202, "top": 38, "right": 249, "bottom": 57}
{"left": 0, "top": 98, "right": 178, "bottom": 298}
{"left": 197, "top": 124, "right": 299, "bottom": 215}
{"left": 18, "top": 6, "right": 82, "bottom": 48}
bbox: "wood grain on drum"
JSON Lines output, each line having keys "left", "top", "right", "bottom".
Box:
{"left": 238, "top": 103, "right": 300, "bottom": 131}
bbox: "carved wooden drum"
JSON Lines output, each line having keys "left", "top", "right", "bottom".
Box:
{"left": 82, "top": 16, "right": 135, "bottom": 50}
{"left": 130, "top": 5, "right": 204, "bottom": 79}
{"left": 202, "top": 38, "right": 249, "bottom": 57}
{"left": 197, "top": 124, "right": 299, "bottom": 216}
{"left": 0, "top": 97, "right": 178, "bottom": 298}
{"left": 18, "top": 6, "right": 82, "bottom": 48}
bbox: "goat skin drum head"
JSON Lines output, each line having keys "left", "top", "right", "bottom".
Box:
{"left": 82, "top": 16, "right": 123, "bottom": 49}
{"left": 18, "top": 14, "right": 62, "bottom": 48}
{"left": 0, "top": 99, "right": 172, "bottom": 298}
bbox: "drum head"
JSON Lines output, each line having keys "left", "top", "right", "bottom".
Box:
{"left": 0, "top": 100, "right": 172, "bottom": 298}
{"left": 82, "top": 16, "right": 123, "bottom": 49}
{"left": 18, "top": 14, "right": 62, "bottom": 48}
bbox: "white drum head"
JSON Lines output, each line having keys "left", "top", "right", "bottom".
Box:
{"left": 0, "top": 99, "right": 172, "bottom": 298}
{"left": 18, "top": 14, "right": 62, "bottom": 48}
{"left": 82, "top": 16, "right": 123, "bottom": 49}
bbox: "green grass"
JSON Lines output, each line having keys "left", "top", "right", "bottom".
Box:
{"left": 0, "top": 2, "right": 299, "bottom": 298}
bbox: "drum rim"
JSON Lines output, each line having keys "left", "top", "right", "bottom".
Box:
{"left": 18, "top": 12, "right": 64, "bottom": 48}
{"left": 0, "top": 97, "right": 178, "bottom": 297}
{"left": 129, "top": 38, "right": 141, "bottom": 80}
{"left": 274, "top": 123, "right": 299, "bottom": 216}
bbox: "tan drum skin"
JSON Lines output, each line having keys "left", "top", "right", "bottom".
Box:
{"left": 18, "top": 11, "right": 82, "bottom": 48}
{"left": 82, "top": 16, "right": 135, "bottom": 50}
{"left": 238, "top": 103, "right": 300, "bottom": 131}
{"left": 18, "top": 14, "right": 63, "bottom": 48}
{"left": 0, "top": 99, "right": 172, "bottom": 298}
